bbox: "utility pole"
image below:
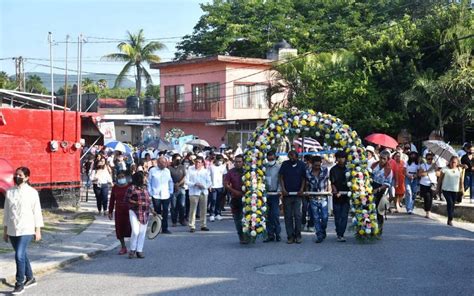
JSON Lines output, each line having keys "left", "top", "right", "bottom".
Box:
{"left": 64, "top": 35, "right": 69, "bottom": 109}
{"left": 14, "top": 56, "right": 25, "bottom": 91}
{"left": 76, "top": 33, "right": 83, "bottom": 112}
{"left": 48, "top": 32, "right": 54, "bottom": 110}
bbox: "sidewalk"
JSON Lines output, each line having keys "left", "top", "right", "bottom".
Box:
{"left": 0, "top": 187, "right": 119, "bottom": 285}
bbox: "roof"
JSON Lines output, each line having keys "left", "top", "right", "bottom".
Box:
{"left": 150, "top": 55, "right": 273, "bottom": 70}
{"left": 0, "top": 89, "right": 68, "bottom": 110}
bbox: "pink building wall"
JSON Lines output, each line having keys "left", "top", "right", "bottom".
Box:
{"left": 160, "top": 121, "right": 226, "bottom": 148}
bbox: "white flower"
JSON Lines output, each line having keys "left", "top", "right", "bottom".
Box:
{"left": 277, "top": 120, "right": 282, "bottom": 125}
{"left": 285, "top": 129, "right": 289, "bottom": 134}
{"left": 276, "top": 134, "right": 281, "bottom": 139}
{"left": 251, "top": 230, "right": 257, "bottom": 237}
{"left": 295, "top": 128, "right": 301, "bottom": 134}
{"left": 269, "top": 123, "right": 275, "bottom": 129}
{"left": 302, "top": 114, "right": 308, "bottom": 120}
{"left": 345, "top": 172, "right": 350, "bottom": 177}
{"left": 243, "top": 227, "right": 249, "bottom": 233}
{"left": 294, "top": 116, "right": 299, "bottom": 121}
{"left": 251, "top": 213, "right": 257, "bottom": 218}
{"left": 315, "top": 132, "right": 320, "bottom": 137}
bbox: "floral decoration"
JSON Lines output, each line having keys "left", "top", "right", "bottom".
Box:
{"left": 164, "top": 128, "right": 185, "bottom": 142}
{"left": 241, "top": 109, "right": 379, "bottom": 242}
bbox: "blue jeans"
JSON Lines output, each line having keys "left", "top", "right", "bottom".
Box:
{"left": 302, "top": 198, "right": 314, "bottom": 227}
{"left": 266, "top": 194, "right": 281, "bottom": 237}
{"left": 208, "top": 187, "right": 224, "bottom": 216}
{"left": 405, "top": 177, "right": 418, "bottom": 213}
{"left": 443, "top": 191, "right": 457, "bottom": 221}
{"left": 10, "top": 235, "right": 34, "bottom": 285}
{"left": 153, "top": 198, "right": 170, "bottom": 232}
{"left": 94, "top": 184, "right": 109, "bottom": 212}
{"left": 464, "top": 174, "right": 474, "bottom": 200}
{"left": 171, "top": 188, "right": 186, "bottom": 224}
{"left": 309, "top": 198, "right": 328, "bottom": 240}
{"left": 333, "top": 201, "right": 350, "bottom": 238}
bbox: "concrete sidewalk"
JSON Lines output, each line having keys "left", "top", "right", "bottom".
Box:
{"left": 0, "top": 188, "right": 120, "bottom": 285}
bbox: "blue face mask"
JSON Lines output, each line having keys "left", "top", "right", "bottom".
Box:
{"left": 117, "top": 178, "right": 127, "bottom": 185}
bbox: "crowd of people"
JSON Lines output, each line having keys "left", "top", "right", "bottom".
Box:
{"left": 2, "top": 140, "right": 472, "bottom": 294}
{"left": 79, "top": 140, "right": 473, "bottom": 250}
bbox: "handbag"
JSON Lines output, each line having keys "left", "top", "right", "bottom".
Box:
{"left": 456, "top": 168, "right": 465, "bottom": 203}
{"left": 377, "top": 188, "right": 390, "bottom": 220}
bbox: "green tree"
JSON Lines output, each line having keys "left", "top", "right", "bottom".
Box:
{"left": 145, "top": 84, "right": 160, "bottom": 101}
{"left": 25, "top": 75, "right": 48, "bottom": 93}
{"left": 0, "top": 71, "right": 16, "bottom": 89}
{"left": 103, "top": 29, "right": 165, "bottom": 96}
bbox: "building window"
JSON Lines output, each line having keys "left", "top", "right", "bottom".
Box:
{"left": 233, "top": 84, "right": 268, "bottom": 109}
{"left": 164, "top": 85, "right": 184, "bottom": 111}
{"left": 192, "top": 83, "right": 220, "bottom": 111}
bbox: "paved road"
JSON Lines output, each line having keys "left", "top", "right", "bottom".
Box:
{"left": 6, "top": 213, "right": 474, "bottom": 296}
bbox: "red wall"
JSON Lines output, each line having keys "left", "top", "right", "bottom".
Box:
{"left": 0, "top": 108, "right": 81, "bottom": 189}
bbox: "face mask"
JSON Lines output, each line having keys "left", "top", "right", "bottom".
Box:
{"left": 289, "top": 159, "right": 297, "bottom": 164}
{"left": 117, "top": 178, "right": 127, "bottom": 185}
{"left": 14, "top": 176, "right": 24, "bottom": 186}
{"left": 216, "top": 161, "right": 222, "bottom": 166}
{"left": 184, "top": 162, "right": 190, "bottom": 168}
{"left": 267, "top": 160, "right": 276, "bottom": 166}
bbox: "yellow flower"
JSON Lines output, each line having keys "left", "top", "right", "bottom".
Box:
{"left": 301, "top": 119, "right": 307, "bottom": 126}
{"left": 257, "top": 200, "right": 262, "bottom": 207}
{"left": 276, "top": 126, "right": 282, "bottom": 132}
{"left": 257, "top": 227, "right": 264, "bottom": 233}
{"left": 359, "top": 230, "right": 365, "bottom": 235}
{"left": 335, "top": 133, "right": 341, "bottom": 140}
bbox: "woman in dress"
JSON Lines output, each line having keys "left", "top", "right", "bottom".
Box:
{"left": 3, "top": 167, "right": 44, "bottom": 295}
{"left": 393, "top": 152, "right": 406, "bottom": 213}
{"left": 108, "top": 171, "right": 131, "bottom": 255}
{"left": 126, "top": 171, "right": 155, "bottom": 259}
{"left": 438, "top": 156, "right": 464, "bottom": 226}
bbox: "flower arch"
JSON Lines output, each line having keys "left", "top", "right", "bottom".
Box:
{"left": 241, "top": 109, "right": 379, "bottom": 241}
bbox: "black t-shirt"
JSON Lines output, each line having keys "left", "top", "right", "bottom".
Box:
{"left": 461, "top": 154, "right": 474, "bottom": 176}
{"left": 279, "top": 160, "right": 306, "bottom": 193}
{"left": 330, "top": 164, "right": 350, "bottom": 204}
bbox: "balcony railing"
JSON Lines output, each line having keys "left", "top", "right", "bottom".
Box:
{"left": 159, "top": 100, "right": 225, "bottom": 121}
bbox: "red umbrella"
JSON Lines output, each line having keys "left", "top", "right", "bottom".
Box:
{"left": 365, "top": 133, "right": 398, "bottom": 149}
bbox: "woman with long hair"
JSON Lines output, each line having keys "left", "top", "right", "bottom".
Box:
{"left": 3, "top": 167, "right": 44, "bottom": 295}
{"left": 91, "top": 158, "right": 113, "bottom": 216}
{"left": 438, "top": 156, "right": 464, "bottom": 226}
{"left": 126, "top": 171, "right": 154, "bottom": 258}
{"left": 405, "top": 151, "right": 420, "bottom": 214}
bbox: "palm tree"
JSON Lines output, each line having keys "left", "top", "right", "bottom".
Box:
{"left": 102, "top": 29, "right": 165, "bottom": 96}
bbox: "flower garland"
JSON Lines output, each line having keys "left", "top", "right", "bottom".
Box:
{"left": 164, "top": 128, "right": 185, "bottom": 142}
{"left": 241, "top": 109, "right": 379, "bottom": 241}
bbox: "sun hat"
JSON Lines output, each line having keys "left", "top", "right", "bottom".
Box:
{"left": 147, "top": 214, "right": 162, "bottom": 239}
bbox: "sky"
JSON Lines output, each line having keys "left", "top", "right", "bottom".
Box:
{"left": 0, "top": 0, "right": 205, "bottom": 80}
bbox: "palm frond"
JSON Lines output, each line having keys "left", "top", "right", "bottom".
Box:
{"left": 114, "top": 61, "right": 133, "bottom": 88}
{"left": 102, "top": 53, "right": 130, "bottom": 62}
{"left": 141, "top": 67, "right": 153, "bottom": 85}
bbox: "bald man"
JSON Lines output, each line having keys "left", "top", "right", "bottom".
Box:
{"left": 148, "top": 157, "right": 174, "bottom": 234}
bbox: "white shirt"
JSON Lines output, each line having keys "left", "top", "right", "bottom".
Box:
{"left": 147, "top": 167, "right": 173, "bottom": 200}
{"left": 91, "top": 169, "right": 112, "bottom": 185}
{"left": 419, "top": 163, "right": 437, "bottom": 186}
{"left": 441, "top": 167, "right": 462, "bottom": 192}
{"left": 209, "top": 164, "right": 227, "bottom": 188}
{"left": 186, "top": 166, "right": 211, "bottom": 196}
{"left": 405, "top": 162, "right": 419, "bottom": 176}
{"left": 3, "top": 184, "right": 44, "bottom": 236}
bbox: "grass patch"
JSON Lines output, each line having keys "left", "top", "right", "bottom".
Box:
{"left": 0, "top": 247, "right": 13, "bottom": 254}
{"left": 72, "top": 213, "right": 95, "bottom": 234}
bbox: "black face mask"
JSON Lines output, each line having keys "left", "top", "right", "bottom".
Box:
{"left": 14, "top": 176, "right": 24, "bottom": 186}
{"left": 289, "top": 159, "right": 297, "bottom": 164}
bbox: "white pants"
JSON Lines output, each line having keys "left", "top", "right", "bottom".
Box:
{"left": 129, "top": 210, "right": 147, "bottom": 252}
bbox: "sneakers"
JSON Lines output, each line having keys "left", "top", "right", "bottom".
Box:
{"left": 287, "top": 237, "right": 294, "bottom": 244}
{"left": 162, "top": 230, "right": 172, "bottom": 234}
{"left": 295, "top": 237, "right": 303, "bottom": 244}
{"left": 190, "top": 228, "right": 196, "bottom": 233}
{"left": 136, "top": 252, "right": 145, "bottom": 259}
{"left": 315, "top": 237, "right": 324, "bottom": 243}
{"left": 216, "top": 215, "right": 223, "bottom": 221}
{"left": 128, "top": 250, "right": 136, "bottom": 259}
{"left": 201, "top": 227, "right": 210, "bottom": 231}
{"left": 210, "top": 215, "right": 215, "bottom": 222}
{"left": 24, "top": 277, "right": 37, "bottom": 289}
{"left": 12, "top": 284, "right": 24, "bottom": 295}
{"left": 337, "top": 236, "right": 346, "bottom": 242}
{"left": 308, "top": 227, "right": 315, "bottom": 233}
{"left": 118, "top": 247, "right": 127, "bottom": 255}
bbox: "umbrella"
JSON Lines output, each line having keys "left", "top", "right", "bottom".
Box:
{"left": 146, "top": 139, "right": 174, "bottom": 151}
{"left": 186, "top": 139, "right": 210, "bottom": 147}
{"left": 293, "top": 137, "right": 323, "bottom": 150}
{"left": 365, "top": 133, "right": 398, "bottom": 149}
{"left": 104, "top": 140, "right": 132, "bottom": 154}
{"left": 423, "top": 140, "right": 457, "bottom": 162}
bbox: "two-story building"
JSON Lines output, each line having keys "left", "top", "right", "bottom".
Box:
{"left": 151, "top": 54, "right": 287, "bottom": 149}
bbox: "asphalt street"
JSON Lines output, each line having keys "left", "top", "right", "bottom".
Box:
{"left": 6, "top": 213, "right": 474, "bottom": 296}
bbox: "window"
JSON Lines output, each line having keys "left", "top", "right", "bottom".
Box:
{"left": 164, "top": 85, "right": 184, "bottom": 111}
{"left": 192, "top": 82, "right": 220, "bottom": 111}
{"left": 233, "top": 84, "right": 269, "bottom": 109}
